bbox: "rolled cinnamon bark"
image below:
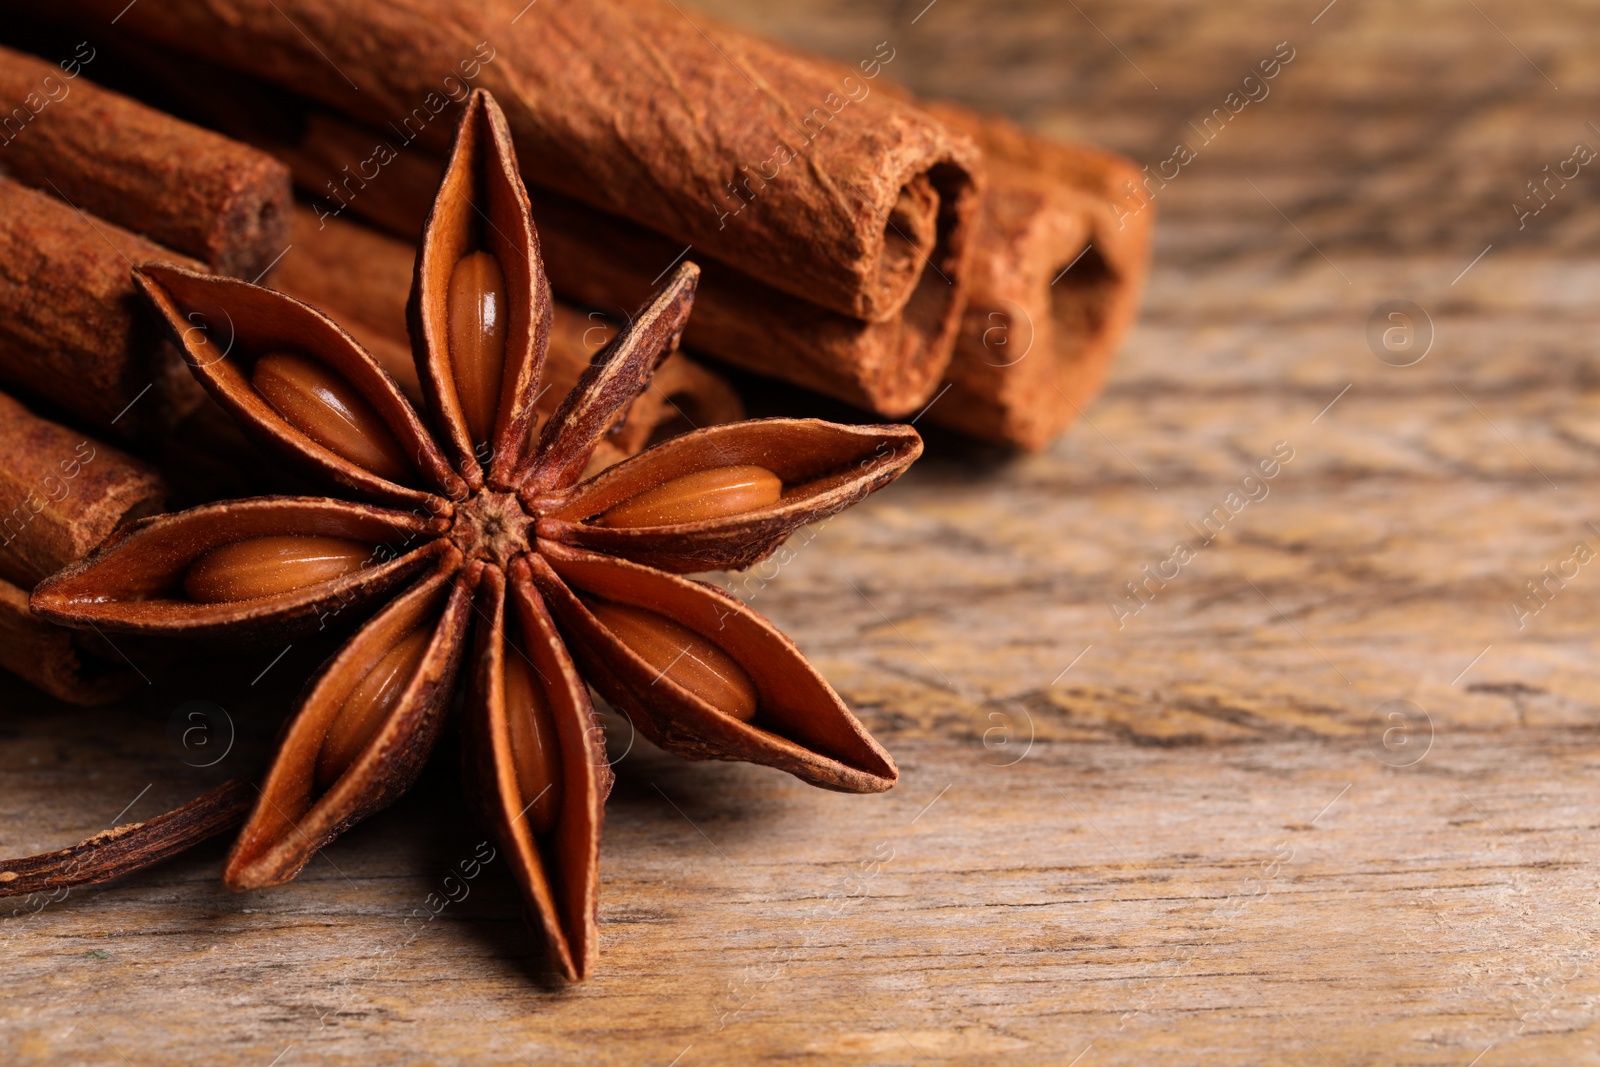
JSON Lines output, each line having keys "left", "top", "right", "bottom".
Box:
{"left": 529, "top": 186, "right": 962, "bottom": 418}
{"left": 0, "top": 176, "right": 208, "bottom": 441}
{"left": 284, "top": 125, "right": 960, "bottom": 413}
{"left": 0, "top": 393, "right": 164, "bottom": 588}
{"left": 265, "top": 205, "right": 744, "bottom": 456}
{"left": 0, "top": 577, "right": 134, "bottom": 704}
{"left": 0, "top": 42, "right": 291, "bottom": 278}
{"left": 0, "top": 389, "right": 165, "bottom": 703}
{"left": 922, "top": 103, "right": 1153, "bottom": 449}
{"left": 281, "top": 109, "right": 1130, "bottom": 426}
{"left": 267, "top": 205, "right": 416, "bottom": 348}
{"left": 120, "top": 54, "right": 964, "bottom": 417}
{"left": 49, "top": 0, "right": 980, "bottom": 326}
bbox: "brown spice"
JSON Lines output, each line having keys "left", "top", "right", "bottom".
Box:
{"left": 0, "top": 42, "right": 291, "bottom": 277}
{"left": 0, "top": 175, "right": 207, "bottom": 441}
{"left": 593, "top": 465, "right": 784, "bottom": 529}
{"left": 527, "top": 186, "right": 969, "bottom": 418}
{"left": 266, "top": 204, "right": 745, "bottom": 452}
{"left": 0, "top": 388, "right": 165, "bottom": 703}
{"left": 71, "top": 19, "right": 1150, "bottom": 433}
{"left": 17, "top": 91, "right": 917, "bottom": 982}
{"left": 288, "top": 124, "right": 967, "bottom": 416}
{"left": 250, "top": 352, "right": 417, "bottom": 483}
{"left": 182, "top": 534, "right": 370, "bottom": 603}
{"left": 0, "top": 779, "right": 254, "bottom": 898}
{"left": 921, "top": 103, "right": 1154, "bottom": 450}
{"left": 0, "top": 391, "right": 164, "bottom": 588}
{"left": 53, "top": 0, "right": 980, "bottom": 325}
{"left": 0, "top": 578, "right": 132, "bottom": 705}
{"left": 81, "top": 30, "right": 975, "bottom": 417}
{"left": 271, "top": 124, "right": 966, "bottom": 415}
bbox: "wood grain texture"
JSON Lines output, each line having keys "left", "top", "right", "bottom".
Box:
{"left": 5, "top": 1, "right": 1600, "bottom": 1064}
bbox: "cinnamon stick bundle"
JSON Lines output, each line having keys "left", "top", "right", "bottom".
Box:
{"left": 266, "top": 206, "right": 743, "bottom": 465}
{"left": 103, "top": 51, "right": 972, "bottom": 415}
{"left": 275, "top": 106, "right": 1144, "bottom": 436}
{"left": 52, "top": 0, "right": 978, "bottom": 320}
{"left": 13, "top": 10, "right": 1150, "bottom": 443}
{"left": 0, "top": 42, "right": 291, "bottom": 278}
{"left": 0, "top": 389, "right": 165, "bottom": 703}
{"left": 922, "top": 103, "right": 1152, "bottom": 449}
{"left": 528, "top": 186, "right": 964, "bottom": 419}
{"left": 0, "top": 175, "right": 207, "bottom": 441}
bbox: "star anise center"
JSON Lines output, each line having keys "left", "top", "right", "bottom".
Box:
{"left": 449, "top": 488, "right": 535, "bottom": 567}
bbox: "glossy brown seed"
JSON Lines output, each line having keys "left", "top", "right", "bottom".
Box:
{"left": 594, "top": 464, "right": 783, "bottom": 529}
{"left": 502, "top": 646, "right": 562, "bottom": 837}
{"left": 447, "top": 251, "right": 509, "bottom": 445}
{"left": 316, "top": 628, "right": 432, "bottom": 790}
{"left": 252, "top": 352, "right": 413, "bottom": 482}
{"left": 583, "top": 597, "right": 758, "bottom": 721}
{"left": 183, "top": 535, "right": 371, "bottom": 603}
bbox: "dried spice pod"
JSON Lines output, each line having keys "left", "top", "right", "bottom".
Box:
{"left": 538, "top": 419, "right": 922, "bottom": 573}
{"left": 410, "top": 90, "right": 550, "bottom": 486}
{"left": 522, "top": 269, "right": 698, "bottom": 493}
{"left": 461, "top": 561, "right": 606, "bottom": 979}
{"left": 132, "top": 263, "right": 464, "bottom": 509}
{"left": 590, "top": 465, "right": 784, "bottom": 530}
{"left": 225, "top": 559, "right": 473, "bottom": 888}
{"left": 33, "top": 498, "right": 443, "bottom": 639}
{"left": 183, "top": 534, "right": 374, "bottom": 604}
{"left": 531, "top": 543, "right": 896, "bottom": 793}
{"left": 0, "top": 779, "right": 255, "bottom": 897}
{"left": 267, "top": 203, "right": 743, "bottom": 450}
{"left": 18, "top": 90, "right": 915, "bottom": 982}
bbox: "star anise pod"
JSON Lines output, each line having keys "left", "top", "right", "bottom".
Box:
{"left": 17, "top": 90, "right": 918, "bottom": 981}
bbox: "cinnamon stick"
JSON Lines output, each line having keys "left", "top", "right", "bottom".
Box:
{"left": 0, "top": 388, "right": 165, "bottom": 703}
{"left": 266, "top": 205, "right": 743, "bottom": 458}
{"left": 0, "top": 42, "right": 291, "bottom": 278}
{"left": 283, "top": 114, "right": 1069, "bottom": 422}
{"left": 101, "top": 49, "right": 965, "bottom": 418}
{"left": 529, "top": 186, "right": 962, "bottom": 419}
{"left": 52, "top": 0, "right": 980, "bottom": 327}
{"left": 254, "top": 112, "right": 961, "bottom": 414}
{"left": 922, "top": 103, "right": 1153, "bottom": 449}
{"left": 0, "top": 175, "right": 208, "bottom": 441}
{"left": 0, "top": 578, "right": 134, "bottom": 704}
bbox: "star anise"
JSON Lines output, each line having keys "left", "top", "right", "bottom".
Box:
{"left": 18, "top": 90, "right": 918, "bottom": 980}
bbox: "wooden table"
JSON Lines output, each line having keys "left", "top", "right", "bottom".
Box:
{"left": 6, "top": 2, "right": 1600, "bottom": 1064}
